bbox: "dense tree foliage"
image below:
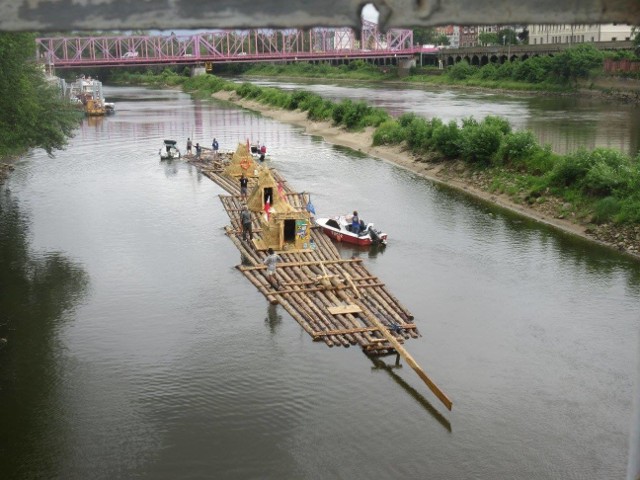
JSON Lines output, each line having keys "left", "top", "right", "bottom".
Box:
{"left": 0, "top": 33, "right": 81, "bottom": 158}
{"left": 478, "top": 32, "right": 499, "bottom": 46}
{"left": 413, "top": 28, "right": 437, "bottom": 45}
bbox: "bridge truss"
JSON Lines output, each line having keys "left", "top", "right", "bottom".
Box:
{"left": 36, "top": 20, "right": 417, "bottom": 68}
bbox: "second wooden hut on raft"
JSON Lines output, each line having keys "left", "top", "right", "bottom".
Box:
{"left": 246, "top": 167, "right": 312, "bottom": 252}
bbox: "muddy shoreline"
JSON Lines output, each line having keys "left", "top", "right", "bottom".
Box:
{"left": 211, "top": 89, "right": 640, "bottom": 261}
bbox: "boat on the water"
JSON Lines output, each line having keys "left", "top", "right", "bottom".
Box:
{"left": 250, "top": 143, "right": 270, "bottom": 161}
{"left": 67, "top": 76, "right": 114, "bottom": 116}
{"left": 160, "top": 139, "right": 181, "bottom": 160}
{"left": 315, "top": 214, "right": 387, "bottom": 246}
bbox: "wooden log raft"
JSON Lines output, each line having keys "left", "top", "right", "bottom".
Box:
{"left": 186, "top": 156, "right": 452, "bottom": 411}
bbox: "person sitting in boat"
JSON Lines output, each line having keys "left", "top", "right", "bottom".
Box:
{"left": 359, "top": 219, "right": 367, "bottom": 235}
{"left": 351, "top": 211, "right": 360, "bottom": 235}
{"left": 259, "top": 144, "right": 266, "bottom": 162}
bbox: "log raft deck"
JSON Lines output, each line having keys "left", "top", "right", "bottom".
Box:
{"left": 188, "top": 148, "right": 452, "bottom": 411}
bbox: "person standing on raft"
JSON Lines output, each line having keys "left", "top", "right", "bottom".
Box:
{"left": 263, "top": 248, "right": 283, "bottom": 290}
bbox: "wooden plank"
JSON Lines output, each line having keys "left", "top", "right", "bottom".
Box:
{"left": 344, "top": 272, "right": 360, "bottom": 299}
{"left": 270, "top": 282, "right": 385, "bottom": 295}
{"left": 312, "top": 325, "right": 417, "bottom": 339}
{"left": 327, "top": 304, "right": 362, "bottom": 315}
{"left": 238, "top": 258, "right": 363, "bottom": 270}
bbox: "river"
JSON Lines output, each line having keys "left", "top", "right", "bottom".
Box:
{"left": 0, "top": 85, "right": 638, "bottom": 479}
{"left": 245, "top": 78, "right": 640, "bottom": 157}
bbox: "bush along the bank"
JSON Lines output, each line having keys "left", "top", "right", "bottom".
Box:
{"left": 373, "top": 112, "right": 640, "bottom": 225}
{"left": 113, "top": 70, "right": 640, "bottom": 226}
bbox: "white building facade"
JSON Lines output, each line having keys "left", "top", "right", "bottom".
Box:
{"left": 529, "top": 24, "right": 633, "bottom": 45}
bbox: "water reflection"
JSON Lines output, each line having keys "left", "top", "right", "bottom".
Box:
{"left": 427, "top": 180, "right": 640, "bottom": 294}
{"left": 161, "top": 158, "right": 179, "bottom": 176}
{"left": 264, "top": 304, "right": 282, "bottom": 334}
{"left": 333, "top": 240, "right": 387, "bottom": 260}
{"left": 0, "top": 190, "right": 89, "bottom": 480}
{"left": 369, "top": 356, "right": 452, "bottom": 432}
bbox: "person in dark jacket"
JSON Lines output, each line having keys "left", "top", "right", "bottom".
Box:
{"left": 240, "top": 205, "right": 252, "bottom": 241}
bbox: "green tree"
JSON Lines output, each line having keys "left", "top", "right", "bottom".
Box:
{"left": 498, "top": 28, "right": 519, "bottom": 46}
{"left": 550, "top": 44, "right": 604, "bottom": 83}
{"left": 0, "top": 33, "right": 81, "bottom": 158}
{"left": 413, "top": 28, "right": 437, "bottom": 45}
{"left": 434, "top": 34, "right": 450, "bottom": 46}
{"left": 478, "top": 32, "right": 499, "bottom": 46}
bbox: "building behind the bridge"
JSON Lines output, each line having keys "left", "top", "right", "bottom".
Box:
{"left": 529, "top": 24, "right": 633, "bottom": 45}
{"left": 434, "top": 23, "right": 633, "bottom": 48}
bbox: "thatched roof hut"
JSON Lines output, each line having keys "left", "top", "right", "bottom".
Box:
{"left": 248, "top": 168, "right": 312, "bottom": 252}
{"left": 223, "top": 142, "right": 260, "bottom": 178}
{"left": 246, "top": 167, "right": 291, "bottom": 214}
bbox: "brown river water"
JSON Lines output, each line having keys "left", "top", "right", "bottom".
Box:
{"left": 0, "top": 85, "right": 638, "bottom": 479}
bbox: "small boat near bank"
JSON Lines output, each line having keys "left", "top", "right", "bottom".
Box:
{"left": 315, "top": 214, "right": 387, "bottom": 246}
{"left": 160, "top": 139, "right": 181, "bottom": 160}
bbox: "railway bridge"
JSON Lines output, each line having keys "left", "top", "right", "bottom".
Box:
{"left": 36, "top": 20, "right": 434, "bottom": 70}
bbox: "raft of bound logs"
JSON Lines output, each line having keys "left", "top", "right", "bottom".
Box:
{"left": 188, "top": 149, "right": 452, "bottom": 410}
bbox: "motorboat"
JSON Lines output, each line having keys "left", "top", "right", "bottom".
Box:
{"left": 250, "top": 143, "right": 270, "bottom": 161}
{"left": 315, "top": 214, "right": 387, "bottom": 246}
{"left": 160, "top": 139, "right": 181, "bottom": 160}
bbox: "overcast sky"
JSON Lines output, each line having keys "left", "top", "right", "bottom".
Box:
{"left": 362, "top": 3, "right": 379, "bottom": 22}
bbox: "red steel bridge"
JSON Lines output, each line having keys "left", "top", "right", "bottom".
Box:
{"left": 36, "top": 20, "right": 431, "bottom": 68}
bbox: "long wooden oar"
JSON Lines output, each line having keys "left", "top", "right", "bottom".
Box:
{"left": 360, "top": 304, "right": 453, "bottom": 411}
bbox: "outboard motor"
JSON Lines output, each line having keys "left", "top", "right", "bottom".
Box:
{"left": 369, "top": 227, "right": 381, "bottom": 243}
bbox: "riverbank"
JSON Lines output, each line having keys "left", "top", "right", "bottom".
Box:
{"left": 0, "top": 163, "right": 15, "bottom": 184}
{"left": 211, "top": 89, "right": 640, "bottom": 260}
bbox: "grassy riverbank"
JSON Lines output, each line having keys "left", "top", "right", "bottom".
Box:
{"left": 111, "top": 70, "right": 640, "bottom": 258}
{"left": 240, "top": 61, "right": 573, "bottom": 93}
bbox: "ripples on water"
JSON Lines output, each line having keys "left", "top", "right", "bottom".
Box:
{"left": 0, "top": 86, "right": 638, "bottom": 480}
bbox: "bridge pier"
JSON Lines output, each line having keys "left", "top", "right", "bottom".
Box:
{"left": 398, "top": 58, "right": 415, "bottom": 76}
{"left": 192, "top": 65, "right": 207, "bottom": 76}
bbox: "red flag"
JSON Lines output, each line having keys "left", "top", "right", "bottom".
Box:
{"left": 264, "top": 195, "right": 271, "bottom": 221}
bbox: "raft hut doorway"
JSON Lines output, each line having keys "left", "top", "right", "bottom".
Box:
{"left": 263, "top": 187, "right": 273, "bottom": 207}
{"left": 284, "top": 219, "right": 296, "bottom": 242}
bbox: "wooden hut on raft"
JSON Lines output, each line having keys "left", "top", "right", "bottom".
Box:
{"left": 223, "top": 143, "right": 261, "bottom": 179}
{"left": 246, "top": 167, "right": 312, "bottom": 252}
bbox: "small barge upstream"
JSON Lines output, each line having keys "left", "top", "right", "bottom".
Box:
{"left": 189, "top": 145, "right": 452, "bottom": 411}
